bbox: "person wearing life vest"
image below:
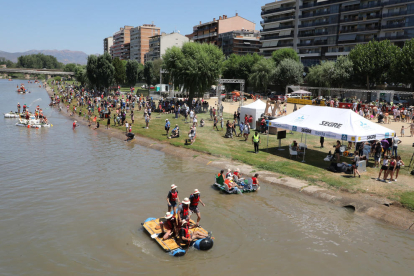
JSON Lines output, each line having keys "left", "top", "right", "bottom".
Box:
{"left": 23, "top": 104, "right": 27, "bottom": 112}
{"left": 73, "top": 121, "right": 77, "bottom": 130}
{"left": 252, "top": 131, "right": 261, "bottom": 154}
{"left": 167, "top": 184, "right": 180, "bottom": 215}
{"left": 216, "top": 169, "right": 225, "bottom": 185}
{"left": 159, "top": 212, "right": 177, "bottom": 240}
{"left": 179, "top": 220, "right": 208, "bottom": 244}
{"left": 189, "top": 189, "right": 205, "bottom": 227}
{"left": 177, "top": 198, "right": 191, "bottom": 226}
{"left": 17, "top": 103, "right": 21, "bottom": 113}
{"left": 251, "top": 173, "right": 260, "bottom": 189}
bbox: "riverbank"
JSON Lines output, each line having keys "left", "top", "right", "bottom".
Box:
{"left": 45, "top": 82, "right": 414, "bottom": 232}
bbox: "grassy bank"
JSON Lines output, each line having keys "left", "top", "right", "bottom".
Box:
{"left": 48, "top": 81, "right": 414, "bottom": 210}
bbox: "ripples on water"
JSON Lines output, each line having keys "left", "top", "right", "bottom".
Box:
{"left": 0, "top": 80, "right": 413, "bottom": 275}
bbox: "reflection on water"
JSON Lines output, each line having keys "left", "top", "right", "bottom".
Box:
{"left": 0, "top": 80, "right": 413, "bottom": 275}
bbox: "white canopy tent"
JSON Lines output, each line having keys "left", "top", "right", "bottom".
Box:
{"left": 269, "top": 105, "right": 395, "bottom": 142}
{"left": 240, "top": 100, "right": 266, "bottom": 129}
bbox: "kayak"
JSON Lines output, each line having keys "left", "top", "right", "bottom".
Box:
{"left": 142, "top": 217, "right": 214, "bottom": 257}
{"left": 4, "top": 112, "right": 20, "bottom": 118}
{"left": 214, "top": 176, "right": 259, "bottom": 194}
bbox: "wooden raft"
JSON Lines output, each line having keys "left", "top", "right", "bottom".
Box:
{"left": 143, "top": 217, "right": 209, "bottom": 252}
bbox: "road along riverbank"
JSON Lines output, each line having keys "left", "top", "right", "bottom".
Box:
{"left": 44, "top": 83, "right": 414, "bottom": 232}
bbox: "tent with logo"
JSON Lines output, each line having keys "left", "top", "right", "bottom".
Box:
{"left": 240, "top": 100, "right": 267, "bottom": 129}
{"left": 268, "top": 105, "right": 395, "bottom": 142}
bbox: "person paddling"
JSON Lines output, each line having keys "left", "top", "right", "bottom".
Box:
{"left": 167, "top": 184, "right": 180, "bottom": 215}
{"left": 159, "top": 212, "right": 177, "bottom": 240}
{"left": 189, "top": 189, "right": 205, "bottom": 227}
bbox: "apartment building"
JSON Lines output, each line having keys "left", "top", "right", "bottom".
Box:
{"left": 130, "top": 24, "right": 161, "bottom": 64}
{"left": 110, "top": 26, "right": 133, "bottom": 60}
{"left": 218, "top": 30, "right": 261, "bottom": 56}
{"left": 145, "top": 32, "right": 189, "bottom": 62}
{"left": 103, "top": 36, "right": 113, "bottom": 54}
{"left": 260, "top": 0, "right": 414, "bottom": 66}
{"left": 191, "top": 13, "right": 256, "bottom": 45}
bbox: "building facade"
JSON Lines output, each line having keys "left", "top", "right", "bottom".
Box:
{"left": 190, "top": 13, "right": 256, "bottom": 46}
{"left": 145, "top": 32, "right": 189, "bottom": 62}
{"left": 218, "top": 30, "right": 261, "bottom": 56}
{"left": 103, "top": 36, "right": 113, "bottom": 54}
{"left": 260, "top": 0, "right": 414, "bottom": 66}
{"left": 130, "top": 24, "right": 161, "bottom": 64}
{"left": 110, "top": 26, "right": 133, "bottom": 60}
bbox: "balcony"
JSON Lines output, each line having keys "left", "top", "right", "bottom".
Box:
{"left": 299, "top": 21, "right": 335, "bottom": 28}
{"left": 261, "top": 6, "right": 295, "bottom": 15}
{"left": 297, "top": 40, "right": 329, "bottom": 47}
{"left": 383, "top": 10, "right": 414, "bottom": 18}
{"left": 260, "top": 16, "right": 295, "bottom": 24}
{"left": 378, "top": 35, "right": 413, "bottom": 40}
{"left": 340, "top": 26, "right": 380, "bottom": 33}
{"left": 301, "top": 0, "right": 350, "bottom": 9}
{"left": 298, "top": 31, "right": 329, "bottom": 37}
{"left": 233, "top": 44, "right": 262, "bottom": 49}
{"left": 300, "top": 10, "right": 332, "bottom": 18}
{"left": 340, "top": 14, "right": 382, "bottom": 22}
{"left": 261, "top": 43, "right": 294, "bottom": 48}
{"left": 384, "top": 0, "right": 414, "bottom": 6}
{"left": 194, "top": 32, "right": 218, "bottom": 39}
{"left": 260, "top": 34, "right": 294, "bottom": 40}
{"left": 340, "top": 2, "right": 383, "bottom": 12}
{"left": 381, "top": 23, "right": 407, "bottom": 29}
{"left": 260, "top": 25, "right": 295, "bottom": 33}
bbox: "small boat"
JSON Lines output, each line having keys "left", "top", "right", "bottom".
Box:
{"left": 15, "top": 117, "right": 52, "bottom": 128}
{"left": 142, "top": 217, "right": 213, "bottom": 257}
{"left": 213, "top": 175, "right": 259, "bottom": 194}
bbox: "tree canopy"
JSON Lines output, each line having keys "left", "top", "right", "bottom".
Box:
{"left": 16, "top": 53, "right": 63, "bottom": 69}
{"left": 271, "top": 48, "right": 300, "bottom": 65}
{"left": 113, "top": 57, "right": 126, "bottom": 86}
{"left": 249, "top": 58, "right": 275, "bottom": 93}
{"left": 163, "top": 42, "right": 224, "bottom": 105}
{"left": 63, "top": 63, "right": 78, "bottom": 72}
{"left": 125, "top": 60, "right": 139, "bottom": 87}
{"left": 273, "top": 59, "right": 304, "bottom": 91}
{"left": 222, "top": 53, "right": 263, "bottom": 91}
{"left": 143, "top": 61, "right": 155, "bottom": 88}
{"left": 393, "top": 38, "right": 414, "bottom": 90}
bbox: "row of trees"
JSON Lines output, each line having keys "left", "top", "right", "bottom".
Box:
{"left": 0, "top": 54, "right": 65, "bottom": 69}
{"left": 306, "top": 39, "right": 414, "bottom": 90}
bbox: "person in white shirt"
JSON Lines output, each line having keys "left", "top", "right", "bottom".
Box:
{"left": 392, "top": 134, "right": 401, "bottom": 156}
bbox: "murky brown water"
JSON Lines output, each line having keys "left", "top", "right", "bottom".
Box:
{"left": 1, "top": 80, "right": 414, "bottom": 275}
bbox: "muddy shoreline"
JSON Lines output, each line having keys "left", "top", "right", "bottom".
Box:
{"left": 46, "top": 85, "right": 414, "bottom": 232}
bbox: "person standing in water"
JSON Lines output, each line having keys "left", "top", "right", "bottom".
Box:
{"left": 17, "top": 103, "right": 21, "bottom": 113}
{"left": 189, "top": 189, "right": 205, "bottom": 227}
{"left": 167, "top": 184, "right": 180, "bottom": 216}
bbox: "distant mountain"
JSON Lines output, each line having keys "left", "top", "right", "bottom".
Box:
{"left": 0, "top": 49, "right": 89, "bottom": 65}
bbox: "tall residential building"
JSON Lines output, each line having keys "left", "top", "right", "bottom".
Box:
{"left": 260, "top": 0, "right": 414, "bottom": 66}
{"left": 103, "top": 36, "right": 113, "bottom": 54}
{"left": 145, "top": 32, "right": 189, "bottom": 63}
{"left": 190, "top": 13, "right": 256, "bottom": 46}
{"left": 130, "top": 24, "right": 161, "bottom": 64}
{"left": 218, "top": 30, "right": 261, "bottom": 56}
{"left": 110, "top": 26, "right": 133, "bottom": 60}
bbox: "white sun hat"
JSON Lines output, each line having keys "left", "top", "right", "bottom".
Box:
{"left": 182, "top": 198, "right": 190, "bottom": 204}
{"left": 165, "top": 212, "right": 173, "bottom": 219}
{"left": 194, "top": 189, "right": 200, "bottom": 194}
{"left": 171, "top": 184, "right": 177, "bottom": 189}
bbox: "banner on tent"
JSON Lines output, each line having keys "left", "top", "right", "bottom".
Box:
{"left": 268, "top": 121, "right": 395, "bottom": 142}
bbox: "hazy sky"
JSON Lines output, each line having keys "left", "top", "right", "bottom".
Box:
{"left": 0, "top": 0, "right": 265, "bottom": 55}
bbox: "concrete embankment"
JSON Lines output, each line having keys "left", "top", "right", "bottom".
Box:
{"left": 45, "top": 85, "right": 414, "bottom": 233}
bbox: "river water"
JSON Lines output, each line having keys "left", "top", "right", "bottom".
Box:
{"left": 0, "top": 79, "right": 413, "bottom": 275}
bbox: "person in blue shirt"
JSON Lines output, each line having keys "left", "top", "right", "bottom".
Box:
{"left": 169, "top": 124, "right": 180, "bottom": 139}
{"left": 165, "top": 119, "right": 171, "bottom": 136}
{"left": 238, "top": 122, "right": 244, "bottom": 137}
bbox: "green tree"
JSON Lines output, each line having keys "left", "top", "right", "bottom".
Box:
{"left": 96, "top": 52, "right": 114, "bottom": 91}
{"left": 125, "top": 60, "right": 139, "bottom": 87}
{"left": 271, "top": 48, "right": 300, "bottom": 65}
{"left": 86, "top": 55, "right": 99, "bottom": 88}
{"left": 332, "top": 56, "right": 353, "bottom": 88}
{"left": 306, "top": 63, "right": 331, "bottom": 87}
{"left": 16, "top": 53, "right": 63, "bottom": 69}
{"left": 54, "top": 76, "right": 62, "bottom": 82}
{"left": 393, "top": 38, "right": 414, "bottom": 91}
{"left": 112, "top": 57, "right": 126, "bottom": 87}
{"left": 137, "top": 63, "right": 144, "bottom": 82}
{"left": 74, "top": 66, "right": 88, "bottom": 86}
{"left": 63, "top": 63, "right": 77, "bottom": 72}
{"left": 349, "top": 40, "right": 398, "bottom": 89}
{"left": 0, "top": 57, "right": 15, "bottom": 68}
{"left": 143, "top": 61, "right": 155, "bottom": 90}
{"left": 249, "top": 58, "right": 275, "bottom": 93}
{"left": 273, "top": 59, "right": 304, "bottom": 91}
{"left": 222, "top": 53, "right": 263, "bottom": 91}
{"left": 163, "top": 42, "right": 224, "bottom": 106}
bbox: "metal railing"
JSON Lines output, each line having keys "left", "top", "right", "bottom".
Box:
{"left": 382, "top": 10, "right": 413, "bottom": 18}
{"left": 381, "top": 23, "right": 407, "bottom": 29}
{"left": 340, "top": 1, "right": 383, "bottom": 12}
{"left": 300, "top": 10, "right": 332, "bottom": 18}
{"left": 260, "top": 25, "right": 295, "bottom": 32}
{"left": 299, "top": 21, "right": 336, "bottom": 28}
{"left": 384, "top": 0, "right": 414, "bottom": 6}
{"left": 260, "top": 16, "right": 295, "bottom": 24}
{"left": 298, "top": 31, "right": 329, "bottom": 37}
{"left": 297, "top": 40, "right": 329, "bottom": 46}
{"left": 340, "top": 26, "right": 380, "bottom": 33}
{"left": 260, "top": 34, "right": 294, "bottom": 40}
{"left": 261, "top": 6, "right": 295, "bottom": 15}
{"left": 340, "top": 14, "right": 382, "bottom": 22}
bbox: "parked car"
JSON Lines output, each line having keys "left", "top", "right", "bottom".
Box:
{"left": 268, "top": 92, "right": 286, "bottom": 102}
